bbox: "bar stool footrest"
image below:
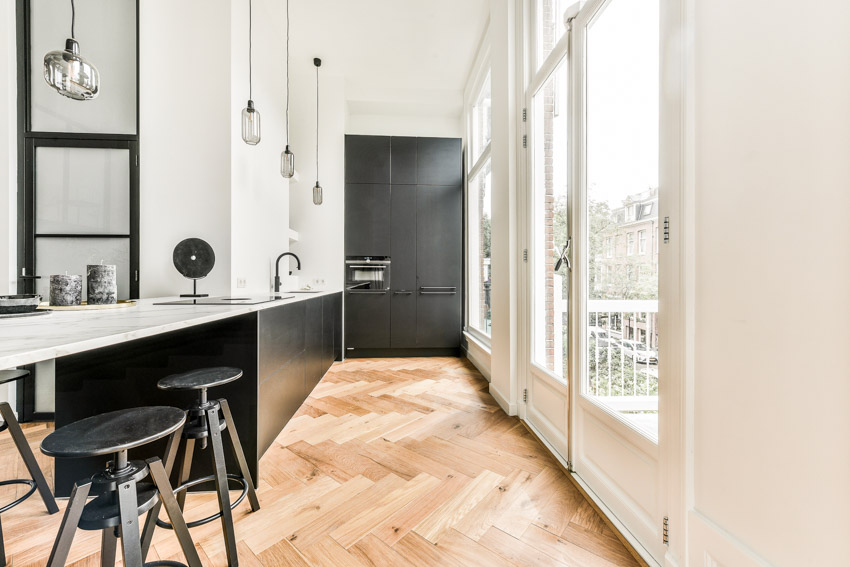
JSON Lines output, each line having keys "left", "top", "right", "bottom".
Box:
{"left": 155, "top": 474, "right": 248, "bottom": 530}
{"left": 0, "top": 479, "right": 37, "bottom": 513}
{"left": 145, "top": 561, "right": 189, "bottom": 567}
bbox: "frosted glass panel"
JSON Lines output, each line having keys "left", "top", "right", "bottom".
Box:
{"left": 30, "top": 0, "right": 136, "bottom": 134}
{"left": 35, "top": 238, "right": 131, "bottom": 301}
{"left": 36, "top": 147, "right": 130, "bottom": 235}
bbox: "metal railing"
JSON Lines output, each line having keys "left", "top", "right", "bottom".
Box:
{"left": 586, "top": 300, "right": 659, "bottom": 407}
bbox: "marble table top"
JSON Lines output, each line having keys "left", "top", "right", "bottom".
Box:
{"left": 0, "top": 291, "right": 341, "bottom": 370}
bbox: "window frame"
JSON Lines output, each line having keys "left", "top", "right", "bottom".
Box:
{"left": 464, "top": 25, "right": 493, "bottom": 346}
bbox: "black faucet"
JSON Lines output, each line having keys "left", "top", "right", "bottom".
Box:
{"left": 274, "top": 252, "right": 301, "bottom": 292}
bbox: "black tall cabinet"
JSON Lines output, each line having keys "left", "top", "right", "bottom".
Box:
{"left": 345, "top": 135, "right": 462, "bottom": 357}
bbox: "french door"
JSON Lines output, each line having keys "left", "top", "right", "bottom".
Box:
{"left": 522, "top": 0, "right": 667, "bottom": 564}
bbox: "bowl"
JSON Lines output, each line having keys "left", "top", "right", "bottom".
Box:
{"left": 0, "top": 294, "right": 42, "bottom": 314}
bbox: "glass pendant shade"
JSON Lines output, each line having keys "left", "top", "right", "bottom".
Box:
{"left": 313, "top": 182, "right": 323, "bottom": 205}
{"left": 281, "top": 145, "right": 295, "bottom": 178}
{"left": 43, "top": 39, "right": 100, "bottom": 101}
{"left": 242, "top": 100, "right": 261, "bottom": 145}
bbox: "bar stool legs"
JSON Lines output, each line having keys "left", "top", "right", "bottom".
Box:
{"left": 159, "top": 399, "right": 259, "bottom": 567}
{"left": 220, "top": 400, "right": 260, "bottom": 511}
{"left": 0, "top": 402, "right": 59, "bottom": 514}
{"left": 45, "top": 424, "right": 201, "bottom": 567}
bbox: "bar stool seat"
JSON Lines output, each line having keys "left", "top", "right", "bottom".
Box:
{"left": 41, "top": 406, "right": 202, "bottom": 567}
{"left": 41, "top": 406, "right": 186, "bottom": 458}
{"left": 157, "top": 367, "right": 242, "bottom": 391}
{"left": 0, "top": 369, "right": 59, "bottom": 567}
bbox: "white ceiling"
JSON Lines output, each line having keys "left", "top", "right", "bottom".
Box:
{"left": 285, "top": 0, "right": 489, "bottom": 117}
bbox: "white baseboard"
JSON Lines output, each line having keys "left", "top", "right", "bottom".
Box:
{"left": 489, "top": 383, "right": 517, "bottom": 415}
{"left": 463, "top": 331, "right": 491, "bottom": 381}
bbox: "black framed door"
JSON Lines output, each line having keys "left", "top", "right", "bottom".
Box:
{"left": 19, "top": 137, "right": 140, "bottom": 299}
{"left": 14, "top": 0, "right": 140, "bottom": 421}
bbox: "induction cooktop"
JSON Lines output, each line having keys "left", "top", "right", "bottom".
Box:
{"left": 154, "top": 295, "right": 294, "bottom": 306}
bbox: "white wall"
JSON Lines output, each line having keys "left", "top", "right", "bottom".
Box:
{"left": 487, "top": 0, "right": 519, "bottom": 413}
{"left": 288, "top": 67, "right": 346, "bottom": 292}
{"left": 0, "top": 0, "right": 16, "bottom": 297}
{"left": 0, "top": 0, "right": 16, "bottom": 408}
{"left": 139, "top": 0, "right": 232, "bottom": 298}
{"left": 689, "top": 0, "right": 850, "bottom": 565}
{"left": 140, "top": 0, "right": 291, "bottom": 298}
{"left": 229, "top": 0, "right": 291, "bottom": 294}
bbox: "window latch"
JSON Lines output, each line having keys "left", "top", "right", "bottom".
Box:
{"left": 555, "top": 239, "right": 572, "bottom": 271}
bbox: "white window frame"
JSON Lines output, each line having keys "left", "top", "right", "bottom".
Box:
{"left": 638, "top": 229, "right": 647, "bottom": 254}
{"left": 464, "top": 24, "right": 492, "bottom": 346}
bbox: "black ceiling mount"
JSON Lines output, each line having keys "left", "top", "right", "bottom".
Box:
{"left": 314, "top": 58, "right": 322, "bottom": 67}
{"left": 173, "top": 238, "right": 215, "bottom": 297}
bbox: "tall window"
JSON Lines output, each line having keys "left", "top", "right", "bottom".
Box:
{"left": 531, "top": 58, "right": 569, "bottom": 379}
{"left": 536, "top": 0, "right": 569, "bottom": 69}
{"left": 467, "top": 69, "right": 492, "bottom": 338}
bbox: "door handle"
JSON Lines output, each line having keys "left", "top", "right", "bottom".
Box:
{"left": 420, "top": 291, "right": 457, "bottom": 295}
{"left": 19, "top": 275, "right": 41, "bottom": 279}
{"left": 393, "top": 291, "right": 413, "bottom": 295}
{"left": 420, "top": 287, "right": 457, "bottom": 291}
{"left": 347, "top": 290, "right": 388, "bottom": 295}
{"left": 555, "top": 238, "right": 571, "bottom": 272}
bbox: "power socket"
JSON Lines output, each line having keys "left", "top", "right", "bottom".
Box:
{"left": 236, "top": 277, "right": 247, "bottom": 288}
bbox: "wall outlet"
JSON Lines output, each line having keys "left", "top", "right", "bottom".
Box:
{"left": 314, "top": 278, "right": 326, "bottom": 286}
{"left": 236, "top": 277, "right": 247, "bottom": 288}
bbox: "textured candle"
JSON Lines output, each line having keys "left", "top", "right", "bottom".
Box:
{"left": 87, "top": 264, "right": 117, "bottom": 305}
{"left": 49, "top": 274, "right": 82, "bottom": 306}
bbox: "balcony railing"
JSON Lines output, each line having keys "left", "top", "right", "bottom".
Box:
{"left": 587, "top": 299, "right": 658, "bottom": 401}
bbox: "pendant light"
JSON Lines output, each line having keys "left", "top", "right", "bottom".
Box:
{"left": 43, "top": 0, "right": 100, "bottom": 101}
{"left": 241, "top": 0, "right": 261, "bottom": 145}
{"left": 313, "top": 58, "right": 323, "bottom": 206}
{"left": 280, "top": 0, "right": 295, "bottom": 178}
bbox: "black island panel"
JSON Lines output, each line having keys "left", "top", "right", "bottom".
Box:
{"left": 52, "top": 294, "right": 342, "bottom": 497}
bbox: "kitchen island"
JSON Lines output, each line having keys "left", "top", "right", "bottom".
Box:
{"left": 0, "top": 291, "right": 342, "bottom": 496}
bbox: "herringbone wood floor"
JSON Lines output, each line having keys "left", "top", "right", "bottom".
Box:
{"left": 0, "top": 357, "right": 640, "bottom": 566}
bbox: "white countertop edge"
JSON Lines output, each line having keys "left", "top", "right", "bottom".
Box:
{"left": 0, "top": 290, "right": 342, "bottom": 369}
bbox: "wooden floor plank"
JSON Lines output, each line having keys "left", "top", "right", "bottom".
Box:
{"left": 1, "top": 357, "right": 639, "bottom": 567}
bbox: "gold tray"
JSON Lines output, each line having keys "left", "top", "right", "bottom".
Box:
{"left": 38, "top": 300, "right": 137, "bottom": 311}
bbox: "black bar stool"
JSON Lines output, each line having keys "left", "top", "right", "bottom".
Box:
{"left": 41, "top": 406, "right": 202, "bottom": 567}
{"left": 151, "top": 367, "right": 260, "bottom": 567}
{"left": 0, "top": 369, "right": 59, "bottom": 567}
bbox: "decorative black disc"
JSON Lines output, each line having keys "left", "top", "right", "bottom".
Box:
{"left": 173, "top": 238, "right": 215, "bottom": 280}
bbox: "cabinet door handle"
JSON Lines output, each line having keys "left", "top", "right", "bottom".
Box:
{"left": 393, "top": 291, "right": 413, "bottom": 295}
{"left": 420, "top": 291, "right": 457, "bottom": 295}
{"left": 347, "top": 290, "right": 388, "bottom": 295}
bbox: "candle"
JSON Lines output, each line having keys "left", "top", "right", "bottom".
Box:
{"left": 49, "top": 274, "right": 83, "bottom": 306}
{"left": 87, "top": 264, "right": 117, "bottom": 305}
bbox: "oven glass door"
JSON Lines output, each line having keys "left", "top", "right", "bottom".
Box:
{"left": 346, "top": 262, "right": 390, "bottom": 290}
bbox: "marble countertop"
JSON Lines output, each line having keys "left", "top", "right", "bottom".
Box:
{"left": 0, "top": 291, "right": 342, "bottom": 369}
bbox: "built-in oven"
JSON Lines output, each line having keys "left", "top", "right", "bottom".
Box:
{"left": 345, "top": 257, "right": 391, "bottom": 291}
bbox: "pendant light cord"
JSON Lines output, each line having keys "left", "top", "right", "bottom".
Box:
{"left": 316, "top": 62, "right": 319, "bottom": 182}
{"left": 285, "top": 0, "right": 290, "bottom": 144}
{"left": 70, "top": 0, "right": 75, "bottom": 38}
{"left": 249, "top": 0, "right": 253, "bottom": 101}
